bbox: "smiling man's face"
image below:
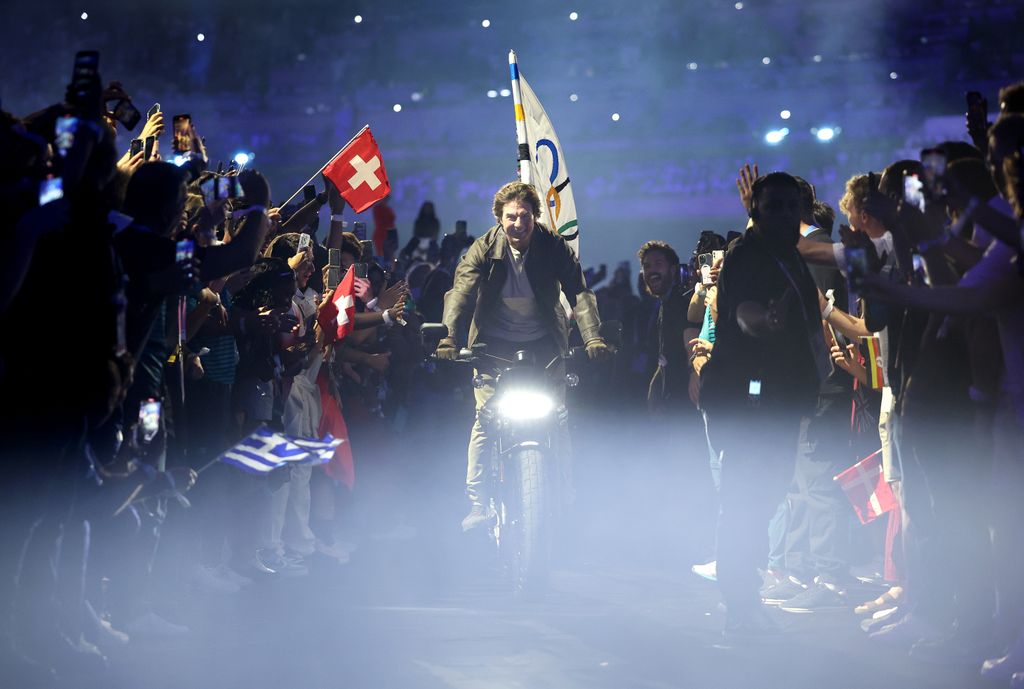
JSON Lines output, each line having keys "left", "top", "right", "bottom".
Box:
{"left": 501, "top": 199, "right": 536, "bottom": 252}
{"left": 642, "top": 249, "right": 675, "bottom": 297}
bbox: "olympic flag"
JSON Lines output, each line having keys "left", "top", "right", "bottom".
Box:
{"left": 509, "top": 51, "right": 581, "bottom": 257}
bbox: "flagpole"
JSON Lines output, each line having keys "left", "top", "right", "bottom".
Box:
{"left": 278, "top": 124, "right": 370, "bottom": 210}
{"left": 508, "top": 50, "right": 531, "bottom": 185}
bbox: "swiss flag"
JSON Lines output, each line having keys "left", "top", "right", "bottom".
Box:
{"left": 833, "top": 449, "right": 898, "bottom": 525}
{"left": 317, "top": 266, "right": 357, "bottom": 343}
{"left": 323, "top": 126, "right": 390, "bottom": 213}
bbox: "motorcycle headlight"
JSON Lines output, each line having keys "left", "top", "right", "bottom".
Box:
{"left": 496, "top": 390, "right": 555, "bottom": 421}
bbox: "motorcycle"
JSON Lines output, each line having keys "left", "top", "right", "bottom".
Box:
{"left": 422, "top": 322, "right": 619, "bottom": 595}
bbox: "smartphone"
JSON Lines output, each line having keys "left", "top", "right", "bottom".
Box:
{"left": 54, "top": 116, "right": 77, "bottom": 157}
{"left": 71, "top": 50, "right": 100, "bottom": 82}
{"left": 455, "top": 220, "right": 467, "bottom": 238}
{"left": 172, "top": 114, "right": 192, "bottom": 153}
{"left": 175, "top": 238, "right": 195, "bottom": 264}
{"left": 129, "top": 138, "right": 143, "bottom": 158}
{"left": 144, "top": 135, "right": 156, "bottom": 161}
{"left": 303, "top": 185, "right": 317, "bottom": 204}
{"left": 298, "top": 233, "right": 312, "bottom": 252}
{"left": 353, "top": 221, "right": 367, "bottom": 241}
{"left": 147, "top": 103, "right": 161, "bottom": 120}
{"left": 354, "top": 263, "right": 368, "bottom": 279}
{"left": 199, "top": 177, "right": 216, "bottom": 205}
{"left": 845, "top": 247, "right": 869, "bottom": 285}
{"left": 139, "top": 398, "right": 162, "bottom": 443}
{"left": 712, "top": 249, "right": 725, "bottom": 264}
{"left": 966, "top": 91, "right": 986, "bottom": 122}
{"left": 327, "top": 248, "right": 341, "bottom": 290}
{"left": 110, "top": 98, "right": 141, "bottom": 130}
{"left": 697, "top": 252, "right": 714, "bottom": 285}
{"left": 216, "top": 176, "right": 244, "bottom": 200}
{"left": 359, "top": 239, "right": 374, "bottom": 260}
{"left": 39, "top": 177, "right": 63, "bottom": 205}
{"left": 903, "top": 173, "right": 925, "bottom": 212}
{"left": 920, "top": 148, "right": 947, "bottom": 198}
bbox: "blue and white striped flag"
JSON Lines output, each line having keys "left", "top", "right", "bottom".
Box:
{"left": 219, "top": 427, "right": 344, "bottom": 474}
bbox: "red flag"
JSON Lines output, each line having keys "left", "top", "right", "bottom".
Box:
{"left": 833, "top": 449, "right": 898, "bottom": 525}
{"left": 323, "top": 127, "right": 390, "bottom": 213}
{"left": 317, "top": 266, "right": 357, "bottom": 343}
{"left": 317, "top": 371, "right": 354, "bottom": 489}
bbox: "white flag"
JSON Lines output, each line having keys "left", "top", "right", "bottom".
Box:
{"left": 514, "top": 69, "right": 581, "bottom": 257}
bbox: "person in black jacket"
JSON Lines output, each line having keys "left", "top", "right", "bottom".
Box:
{"left": 700, "top": 172, "right": 828, "bottom": 638}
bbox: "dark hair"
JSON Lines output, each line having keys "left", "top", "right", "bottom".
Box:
{"left": 233, "top": 257, "right": 295, "bottom": 311}
{"left": 812, "top": 200, "right": 835, "bottom": 234}
{"left": 122, "top": 162, "right": 188, "bottom": 229}
{"left": 999, "top": 81, "right": 1024, "bottom": 114}
{"left": 694, "top": 231, "right": 727, "bottom": 256}
{"left": 492, "top": 181, "right": 542, "bottom": 221}
{"left": 637, "top": 240, "right": 680, "bottom": 267}
{"left": 266, "top": 232, "right": 301, "bottom": 260}
{"left": 792, "top": 176, "right": 816, "bottom": 225}
{"left": 340, "top": 231, "right": 363, "bottom": 260}
{"left": 878, "top": 160, "right": 923, "bottom": 200}
{"left": 948, "top": 158, "right": 998, "bottom": 201}
{"left": 750, "top": 171, "right": 800, "bottom": 212}
{"left": 935, "top": 140, "right": 984, "bottom": 163}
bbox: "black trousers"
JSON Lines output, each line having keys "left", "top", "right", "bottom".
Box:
{"left": 709, "top": 411, "right": 802, "bottom": 615}
{"left": 783, "top": 394, "right": 854, "bottom": 582}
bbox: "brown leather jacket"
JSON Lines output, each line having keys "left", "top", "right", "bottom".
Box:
{"left": 441, "top": 224, "right": 602, "bottom": 355}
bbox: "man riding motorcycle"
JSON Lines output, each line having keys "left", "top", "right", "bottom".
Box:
{"left": 435, "top": 181, "right": 612, "bottom": 530}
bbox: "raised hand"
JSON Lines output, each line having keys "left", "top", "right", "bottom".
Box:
{"left": 736, "top": 163, "right": 759, "bottom": 213}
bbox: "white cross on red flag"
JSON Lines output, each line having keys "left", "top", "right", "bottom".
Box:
{"left": 323, "top": 127, "right": 391, "bottom": 213}
{"left": 316, "top": 266, "right": 357, "bottom": 343}
{"left": 833, "top": 449, "right": 898, "bottom": 525}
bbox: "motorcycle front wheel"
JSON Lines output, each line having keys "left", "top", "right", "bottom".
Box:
{"left": 501, "top": 446, "right": 551, "bottom": 595}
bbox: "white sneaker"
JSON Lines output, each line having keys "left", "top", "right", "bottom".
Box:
{"left": 189, "top": 563, "right": 240, "bottom": 594}
{"left": 84, "top": 599, "right": 130, "bottom": 646}
{"left": 314, "top": 540, "right": 351, "bottom": 564}
{"left": 124, "top": 611, "right": 189, "bottom": 638}
{"left": 214, "top": 564, "right": 253, "bottom": 588}
{"left": 691, "top": 560, "right": 717, "bottom": 582}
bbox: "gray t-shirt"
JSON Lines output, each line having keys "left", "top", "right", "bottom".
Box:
{"left": 480, "top": 246, "right": 548, "bottom": 342}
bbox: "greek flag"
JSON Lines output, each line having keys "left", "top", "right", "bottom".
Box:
{"left": 219, "top": 427, "right": 343, "bottom": 474}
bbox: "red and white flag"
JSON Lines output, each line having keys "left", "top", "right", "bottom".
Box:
{"left": 323, "top": 126, "right": 390, "bottom": 213}
{"left": 317, "top": 266, "right": 357, "bottom": 343}
{"left": 833, "top": 449, "right": 898, "bottom": 525}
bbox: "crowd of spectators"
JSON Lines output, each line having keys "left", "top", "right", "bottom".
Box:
{"left": 1, "top": 48, "right": 1023, "bottom": 689}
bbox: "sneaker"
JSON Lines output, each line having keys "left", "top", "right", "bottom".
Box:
{"left": 779, "top": 578, "right": 850, "bottom": 614}
{"left": 722, "top": 606, "right": 783, "bottom": 642}
{"left": 215, "top": 563, "right": 253, "bottom": 588}
{"left": 314, "top": 539, "right": 352, "bottom": 564}
{"left": 860, "top": 606, "right": 901, "bottom": 633}
{"left": 256, "top": 549, "right": 309, "bottom": 577}
{"left": 461, "top": 504, "right": 495, "bottom": 532}
{"left": 124, "top": 611, "right": 189, "bottom": 638}
{"left": 691, "top": 560, "right": 717, "bottom": 582}
{"left": 761, "top": 575, "right": 808, "bottom": 605}
{"left": 868, "top": 613, "right": 940, "bottom": 647}
{"left": 190, "top": 563, "right": 241, "bottom": 594}
{"left": 84, "top": 599, "right": 130, "bottom": 647}
{"left": 981, "top": 635, "right": 1024, "bottom": 680}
